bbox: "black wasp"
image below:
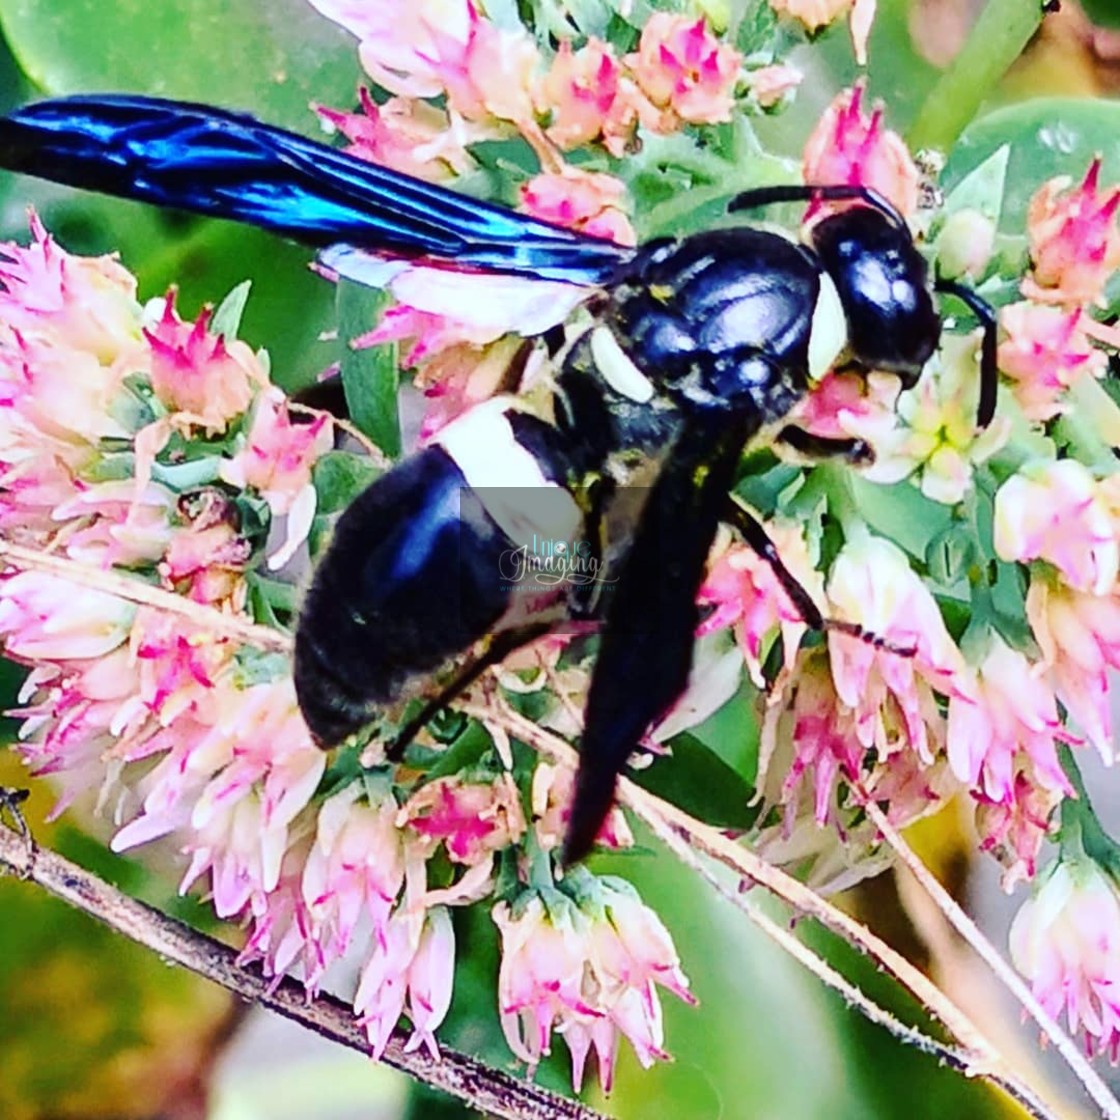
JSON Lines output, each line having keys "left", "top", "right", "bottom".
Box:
{"left": 0, "top": 95, "right": 997, "bottom": 863}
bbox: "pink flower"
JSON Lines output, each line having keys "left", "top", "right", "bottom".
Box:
{"left": 826, "top": 534, "right": 968, "bottom": 762}
{"left": 697, "top": 521, "right": 821, "bottom": 686}
{"left": 411, "top": 337, "right": 522, "bottom": 441}
{"left": 159, "top": 489, "right": 252, "bottom": 604}
{"left": 494, "top": 884, "right": 689, "bottom": 1092}
{"left": 144, "top": 295, "right": 265, "bottom": 432}
{"left": 994, "top": 459, "right": 1117, "bottom": 595}
{"left": 1027, "top": 575, "right": 1120, "bottom": 761}
{"left": 747, "top": 63, "right": 803, "bottom": 109}
{"left": 791, "top": 368, "right": 900, "bottom": 443}
{"left": 427, "top": 10, "right": 541, "bottom": 127}
{"left": 846, "top": 336, "right": 1008, "bottom": 505}
{"left": 401, "top": 773, "right": 526, "bottom": 864}
{"left": 239, "top": 842, "right": 324, "bottom": 988}
{"left": 315, "top": 89, "right": 477, "bottom": 182}
{"left": 494, "top": 894, "right": 602, "bottom": 1074}
{"left": 307, "top": 0, "right": 475, "bottom": 100}
{"left": 0, "top": 210, "right": 142, "bottom": 364}
{"left": 2, "top": 327, "right": 133, "bottom": 446}
{"left": 975, "top": 773, "right": 1058, "bottom": 890}
{"left": 354, "top": 302, "right": 507, "bottom": 368}
{"left": 1023, "top": 158, "right": 1120, "bottom": 308}
{"left": 130, "top": 608, "right": 235, "bottom": 725}
{"left": 769, "top": 0, "right": 877, "bottom": 64}
{"left": 536, "top": 39, "right": 635, "bottom": 155}
{"left": 802, "top": 82, "right": 919, "bottom": 221}
{"left": 302, "top": 784, "right": 406, "bottom": 965}
{"left": 530, "top": 761, "right": 633, "bottom": 853}
{"left": 1011, "top": 857, "right": 1120, "bottom": 1060}
{"left": 946, "top": 636, "right": 1074, "bottom": 804}
{"left": 355, "top": 905, "right": 456, "bottom": 1058}
{"left": 764, "top": 652, "right": 865, "bottom": 826}
{"left": 998, "top": 303, "right": 1106, "bottom": 421}
{"left": 0, "top": 570, "right": 135, "bottom": 661}
{"left": 53, "top": 480, "right": 176, "bottom": 569}
{"left": 520, "top": 167, "right": 636, "bottom": 246}
{"left": 627, "top": 14, "right": 741, "bottom": 129}
{"left": 535, "top": 39, "right": 640, "bottom": 156}
{"left": 220, "top": 388, "right": 332, "bottom": 569}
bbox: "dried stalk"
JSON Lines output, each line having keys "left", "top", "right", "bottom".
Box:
{"left": 463, "top": 698, "right": 1067, "bottom": 1120}
{"left": 0, "top": 823, "right": 605, "bottom": 1120}
{"left": 866, "top": 801, "right": 1120, "bottom": 1120}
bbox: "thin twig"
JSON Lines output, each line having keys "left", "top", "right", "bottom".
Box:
{"left": 0, "top": 539, "right": 292, "bottom": 654}
{"left": 0, "top": 823, "right": 605, "bottom": 1120}
{"left": 866, "top": 801, "right": 1120, "bottom": 1120}
{"left": 660, "top": 820, "right": 1056, "bottom": 1120}
{"left": 464, "top": 698, "right": 1063, "bottom": 1118}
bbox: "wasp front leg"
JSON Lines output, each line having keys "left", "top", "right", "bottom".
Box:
{"left": 722, "top": 499, "right": 916, "bottom": 658}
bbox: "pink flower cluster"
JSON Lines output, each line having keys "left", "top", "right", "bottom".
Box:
{"left": 995, "top": 159, "right": 1120, "bottom": 422}
{"left": 494, "top": 875, "right": 694, "bottom": 1092}
{"left": 0, "top": 217, "right": 690, "bottom": 1085}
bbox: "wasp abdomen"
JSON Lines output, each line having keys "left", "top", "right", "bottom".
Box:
{"left": 294, "top": 446, "right": 517, "bottom": 745}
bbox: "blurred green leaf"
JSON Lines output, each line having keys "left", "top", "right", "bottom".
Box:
{"left": 0, "top": 0, "right": 359, "bottom": 129}
{"left": 633, "top": 731, "right": 759, "bottom": 830}
{"left": 337, "top": 281, "right": 401, "bottom": 456}
{"left": 1080, "top": 0, "right": 1120, "bottom": 28}
{"left": 945, "top": 99, "right": 1120, "bottom": 231}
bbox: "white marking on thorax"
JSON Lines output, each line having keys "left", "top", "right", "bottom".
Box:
{"left": 808, "top": 271, "right": 848, "bottom": 381}
{"left": 590, "top": 326, "right": 656, "bottom": 403}
{"left": 433, "top": 396, "right": 583, "bottom": 546}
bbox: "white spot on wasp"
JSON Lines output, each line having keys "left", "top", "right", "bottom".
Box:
{"left": 434, "top": 397, "right": 583, "bottom": 547}
{"left": 808, "top": 271, "right": 847, "bottom": 381}
{"left": 590, "top": 326, "right": 656, "bottom": 403}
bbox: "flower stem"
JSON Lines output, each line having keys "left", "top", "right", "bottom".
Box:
{"left": 906, "top": 0, "right": 1041, "bottom": 155}
{"left": 0, "top": 824, "right": 605, "bottom": 1120}
{"left": 865, "top": 801, "right": 1120, "bottom": 1120}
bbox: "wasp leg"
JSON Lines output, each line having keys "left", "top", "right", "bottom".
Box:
{"left": 727, "top": 184, "right": 905, "bottom": 229}
{"left": 563, "top": 413, "right": 757, "bottom": 864}
{"left": 935, "top": 277, "right": 998, "bottom": 428}
{"left": 386, "top": 622, "right": 555, "bottom": 760}
{"left": 775, "top": 426, "right": 873, "bottom": 465}
{"left": 722, "top": 499, "right": 916, "bottom": 657}
{"left": 0, "top": 787, "right": 35, "bottom": 874}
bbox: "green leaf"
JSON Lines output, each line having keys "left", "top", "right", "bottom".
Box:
{"left": 941, "top": 144, "right": 1010, "bottom": 226}
{"left": 631, "top": 732, "right": 759, "bottom": 830}
{"left": 1081, "top": 0, "right": 1120, "bottom": 28}
{"left": 945, "top": 98, "right": 1120, "bottom": 232}
{"left": 0, "top": 0, "right": 360, "bottom": 131}
{"left": 209, "top": 279, "right": 252, "bottom": 341}
{"left": 337, "top": 281, "right": 401, "bottom": 457}
{"left": 311, "top": 450, "right": 381, "bottom": 515}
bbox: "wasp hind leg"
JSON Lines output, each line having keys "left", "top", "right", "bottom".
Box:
{"left": 723, "top": 499, "right": 916, "bottom": 657}
{"left": 385, "top": 622, "right": 555, "bottom": 761}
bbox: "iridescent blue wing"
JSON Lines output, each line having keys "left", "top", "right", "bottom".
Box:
{"left": 0, "top": 94, "right": 629, "bottom": 284}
